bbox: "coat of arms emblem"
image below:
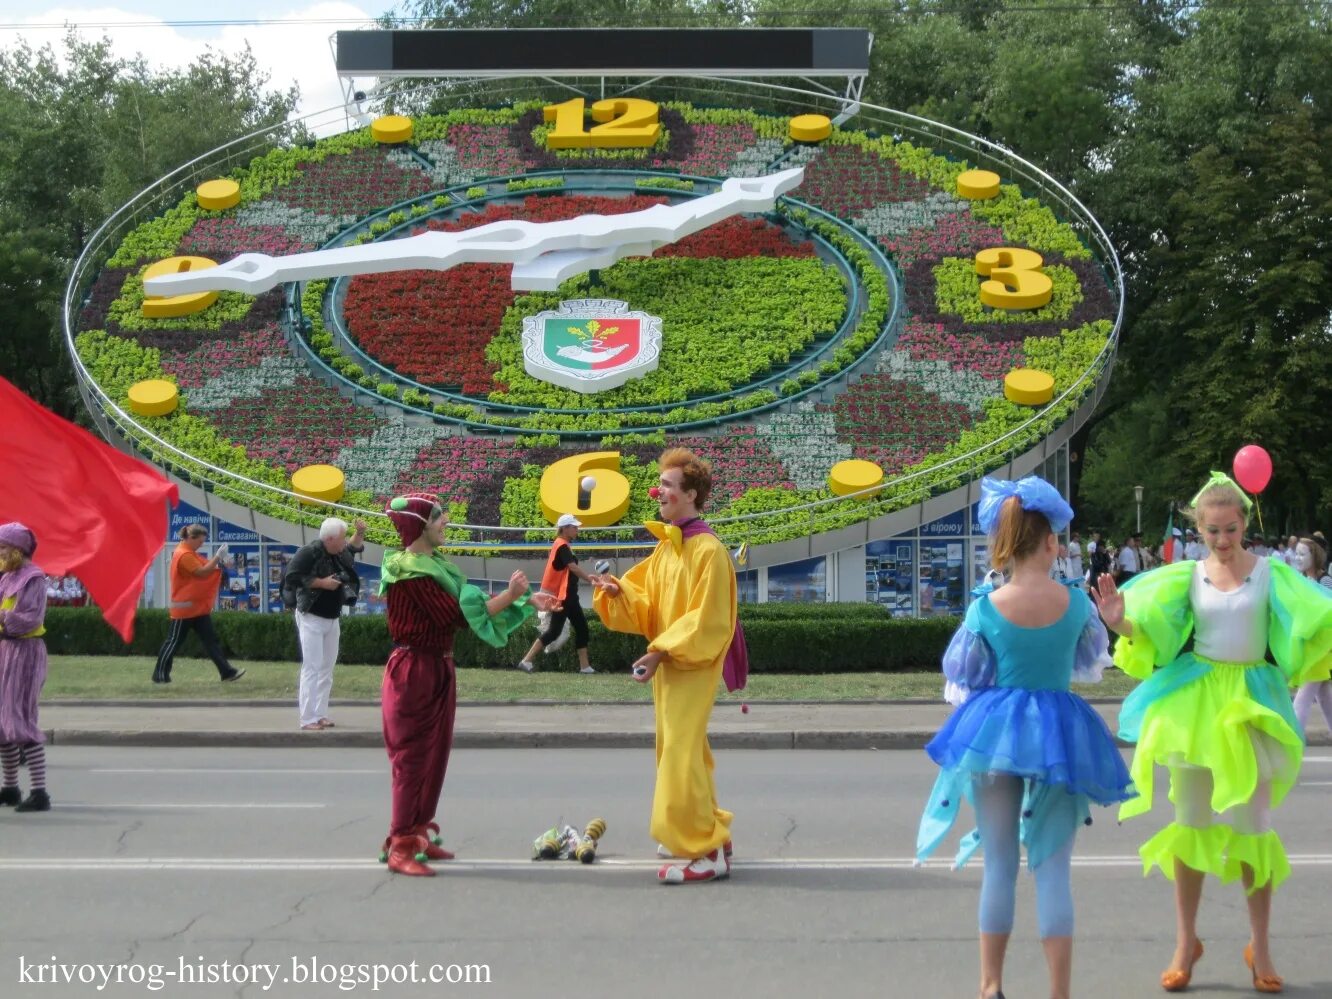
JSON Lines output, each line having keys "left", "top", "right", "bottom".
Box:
{"left": 521, "top": 299, "right": 663, "bottom": 393}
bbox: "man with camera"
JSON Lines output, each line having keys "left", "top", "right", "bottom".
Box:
{"left": 284, "top": 517, "right": 366, "bottom": 731}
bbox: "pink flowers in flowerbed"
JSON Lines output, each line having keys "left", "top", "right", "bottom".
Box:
{"left": 389, "top": 437, "right": 520, "bottom": 507}
{"left": 878, "top": 211, "right": 1004, "bottom": 270}
{"left": 894, "top": 320, "right": 1023, "bottom": 382}
{"left": 447, "top": 124, "right": 537, "bottom": 178}
{"left": 178, "top": 219, "right": 312, "bottom": 260}
{"left": 652, "top": 123, "right": 758, "bottom": 177}
{"left": 277, "top": 148, "right": 434, "bottom": 217}
{"left": 799, "top": 145, "right": 929, "bottom": 217}
{"left": 208, "top": 376, "right": 382, "bottom": 473}
{"left": 670, "top": 427, "right": 796, "bottom": 500}
{"left": 822, "top": 375, "right": 974, "bottom": 475}
{"left": 160, "top": 323, "right": 290, "bottom": 389}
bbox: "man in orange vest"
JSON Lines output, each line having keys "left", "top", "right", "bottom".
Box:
{"left": 517, "top": 514, "right": 595, "bottom": 674}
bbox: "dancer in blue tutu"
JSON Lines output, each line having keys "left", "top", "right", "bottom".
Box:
{"left": 916, "top": 476, "right": 1135, "bottom": 999}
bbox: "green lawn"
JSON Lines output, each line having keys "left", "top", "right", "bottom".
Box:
{"left": 44, "top": 656, "right": 1140, "bottom": 702}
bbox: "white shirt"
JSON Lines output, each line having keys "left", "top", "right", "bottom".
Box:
{"left": 1067, "top": 541, "right": 1083, "bottom": 578}
{"left": 1191, "top": 557, "right": 1270, "bottom": 663}
{"left": 1118, "top": 546, "right": 1140, "bottom": 574}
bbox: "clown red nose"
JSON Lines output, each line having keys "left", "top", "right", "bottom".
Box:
{"left": 649, "top": 487, "right": 661, "bottom": 499}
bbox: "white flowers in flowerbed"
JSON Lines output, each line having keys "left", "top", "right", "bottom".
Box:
{"left": 756, "top": 410, "right": 851, "bottom": 490}
{"left": 184, "top": 353, "right": 308, "bottom": 411}
{"left": 854, "top": 191, "right": 967, "bottom": 239}
{"left": 236, "top": 200, "right": 356, "bottom": 249}
{"left": 334, "top": 418, "right": 454, "bottom": 494}
{"left": 727, "top": 138, "right": 786, "bottom": 177}
{"left": 403, "top": 141, "right": 483, "bottom": 188}
{"left": 876, "top": 349, "right": 999, "bottom": 413}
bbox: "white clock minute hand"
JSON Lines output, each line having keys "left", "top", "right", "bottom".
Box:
{"left": 143, "top": 168, "right": 805, "bottom": 297}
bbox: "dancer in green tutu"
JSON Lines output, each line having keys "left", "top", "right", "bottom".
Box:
{"left": 1092, "top": 471, "right": 1332, "bottom": 994}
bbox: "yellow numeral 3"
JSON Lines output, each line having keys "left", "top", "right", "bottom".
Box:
{"left": 974, "top": 247, "right": 1053, "bottom": 310}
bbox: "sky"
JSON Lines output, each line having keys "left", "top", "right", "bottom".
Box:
{"left": 0, "top": 2, "right": 400, "bottom": 133}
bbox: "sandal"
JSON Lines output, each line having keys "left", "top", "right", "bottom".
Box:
{"left": 1244, "top": 943, "right": 1283, "bottom": 994}
{"left": 1162, "top": 939, "right": 1203, "bottom": 992}
{"left": 318, "top": 718, "right": 335, "bottom": 728}
{"left": 300, "top": 723, "right": 324, "bottom": 731}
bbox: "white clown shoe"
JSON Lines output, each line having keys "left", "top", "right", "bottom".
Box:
{"left": 658, "top": 848, "right": 729, "bottom": 884}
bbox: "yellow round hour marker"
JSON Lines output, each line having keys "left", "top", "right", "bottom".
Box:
{"left": 291, "top": 465, "right": 346, "bottom": 504}
{"left": 127, "top": 379, "right": 179, "bottom": 417}
{"left": 789, "top": 114, "right": 833, "bottom": 143}
{"left": 141, "top": 256, "right": 219, "bottom": 318}
{"left": 1004, "top": 369, "right": 1055, "bottom": 406}
{"left": 828, "top": 459, "right": 885, "bottom": 497}
{"left": 957, "top": 169, "right": 1001, "bottom": 200}
{"left": 371, "top": 115, "right": 413, "bottom": 144}
{"left": 195, "top": 179, "right": 240, "bottom": 211}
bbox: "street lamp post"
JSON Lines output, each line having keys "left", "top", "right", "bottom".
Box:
{"left": 1134, "top": 485, "right": 1144, "bottom": 534}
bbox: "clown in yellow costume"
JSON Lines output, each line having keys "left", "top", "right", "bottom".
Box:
{"left": 592, "top": 447, "right": 748, "bottom": 885}
{"left": 1092, "top": 472, "right": 1332, "bottom": 993}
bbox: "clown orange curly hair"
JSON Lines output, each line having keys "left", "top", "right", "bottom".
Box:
{"left": 659, "top": 447, "right": 713, "bottom": 509}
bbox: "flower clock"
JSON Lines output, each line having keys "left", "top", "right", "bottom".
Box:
{"left": 76, "top": 99, "right": 1118, "bottom": 549}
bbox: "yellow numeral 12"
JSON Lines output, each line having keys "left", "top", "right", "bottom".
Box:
{"left": 543, "top": 98, "right": 661, "bottom": 149}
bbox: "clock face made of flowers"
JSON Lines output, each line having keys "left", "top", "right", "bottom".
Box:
{"left": 82, "top": 97, "right": 1117, "bottom": 543}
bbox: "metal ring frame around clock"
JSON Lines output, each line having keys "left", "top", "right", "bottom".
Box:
{"left": 62, "top": 74, "right": 1124, "bottom": 567}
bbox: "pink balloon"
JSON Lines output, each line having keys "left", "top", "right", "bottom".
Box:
{"left": 1233, "top": 445, "right": 1273, "bottom": 494}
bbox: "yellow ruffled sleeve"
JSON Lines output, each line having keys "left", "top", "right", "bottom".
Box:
{"left": 645, "top": 539, "right": 736, "bottom": 670}
{"left": 592, "top": 550, "right": 657, "bottom": 638}
{"left": 1112, "top": 560, "right": 1195, "bottom": 680}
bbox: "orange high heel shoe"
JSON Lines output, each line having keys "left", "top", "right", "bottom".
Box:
{"left": 1244, "top": 943, "right": 1283, "bottom": 994}
{"left": 1161, "top": 939, "right": 1203, "bottom": 992}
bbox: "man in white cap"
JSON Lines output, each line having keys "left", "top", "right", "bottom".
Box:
{"left": 517, "top": 513, "right": 596, "bottom": 674}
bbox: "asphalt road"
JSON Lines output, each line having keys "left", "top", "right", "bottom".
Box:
{"left": 2, "top": 747, "right": 1330, "bottom": 998}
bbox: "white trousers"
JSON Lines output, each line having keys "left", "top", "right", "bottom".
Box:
{"left": 296, "top": 611, "right": 340, "bottom": 727}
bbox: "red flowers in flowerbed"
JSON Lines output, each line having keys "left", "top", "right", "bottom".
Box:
{"left": 655, "top": 217, "right": 814, "bottom": 260}
{"left": 878, "top": 211, "right": 1004, "bottom": 270}
{"left": 799, "top": 145, "right": 929, "bottom": 218}
{"left": 179, "top": 219, "right": 313, "bottom": 260}
{"left": 822, "top": 376, "right": 974, "bottom": 474}
{"left": 895, "top": 320, "right": 1023, "bottom": 382}
{"left": 161, "top": 323, "right": 291, "bottom": 389}
{"left": 671, "top": 427, "right": 796, "bottom": 499}
{"left": 278, "top": 148, "right": 434, "bottom": 218}
{"left": 208, "top": 376, "right": 382, "bottom": 473}
{"left": 343, "top": 195, "right": 809, "bottom": 393}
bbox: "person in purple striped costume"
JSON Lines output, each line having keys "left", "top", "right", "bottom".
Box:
{"left": 0, "top": 522, "right": 51, "bottom": 812}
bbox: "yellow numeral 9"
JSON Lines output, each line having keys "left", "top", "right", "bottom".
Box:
{"left": 974, "top": 247, "right": 1053, "bottom": 310}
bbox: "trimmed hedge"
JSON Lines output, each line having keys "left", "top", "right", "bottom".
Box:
{"left": 43, "top": 606, "right": 958, "bottom": 674}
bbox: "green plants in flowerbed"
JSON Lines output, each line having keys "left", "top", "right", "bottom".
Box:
{"left": 933, "top": 256, "right": 1083, "bottom": 325}
{"left": 484, "top": 256, "right": 847, "bottom": 408}
{"left": 506, "top": 175, "right": 564, "bottom": 192}
{"left": 635, "top": 176, "right": 695, "bottom": 191}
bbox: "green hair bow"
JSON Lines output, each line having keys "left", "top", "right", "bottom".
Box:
{"left": 1190, "top": 470, "right": 1253, "bottom": 513}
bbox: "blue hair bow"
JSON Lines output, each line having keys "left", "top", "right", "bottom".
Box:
{"left": 977, "top": 476, "right": 1074, "bottom": 535}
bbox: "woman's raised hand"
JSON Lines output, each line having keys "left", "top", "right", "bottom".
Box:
{"left": 1089, "top": 573, "right": 1126, "bottom": 632}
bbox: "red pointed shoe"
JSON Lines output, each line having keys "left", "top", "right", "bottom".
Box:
{"left": 414, "top": 826, "right": 454, "bottom": 861}
{"left": 385, "top": 835, "right": 434, "bottom": 877}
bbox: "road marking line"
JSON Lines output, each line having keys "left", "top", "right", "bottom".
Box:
{"left": 57, "top": 803, "right": 326, "bottom": 809}
{"left": 2, "top": 856, "right": 1331, "bottom": 873}
{"left": 90, "top": 769, "right": 382, "bottom": 775}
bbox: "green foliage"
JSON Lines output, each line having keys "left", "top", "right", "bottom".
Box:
{"left": 464, "top": 186, "right": 486, "bottom": 199}
{"left": 933, "top": 257, "right": 1082, "bottom": 324}
{"left": 486, "top": 256, "right": 847, "bottom": 408}
{"left": 634, "top": 176, "right": 695, "bottom": 191}
{"left": 505, "top": 176, "right": 563, "bottom": 192}
{"left": 106, "top": 266, "right": 255, "bottom": 331}
{"left": 42, "top": 605, "right": 956, "bottom": 672}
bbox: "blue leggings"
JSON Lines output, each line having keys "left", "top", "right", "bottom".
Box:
{"left": 974, "top": 775, "right": 1075, "bottom": 938}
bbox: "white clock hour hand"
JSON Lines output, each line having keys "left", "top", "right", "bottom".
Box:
{"left": 143, "top": 168, "right": 804, "bottom": 297}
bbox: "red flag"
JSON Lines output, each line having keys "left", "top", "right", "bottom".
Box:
{"left": 0, "top": 376, "right": 178, "bottom": 641}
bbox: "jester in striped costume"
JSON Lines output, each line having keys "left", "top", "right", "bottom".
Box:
{"left": 377, "top": 494, "right": 555, "bottom": 876}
